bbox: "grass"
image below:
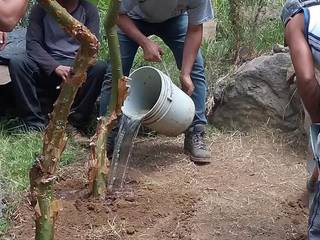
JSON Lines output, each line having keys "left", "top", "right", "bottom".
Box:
{"left": 0, "top": 127, "right": 81, "bottom": 234}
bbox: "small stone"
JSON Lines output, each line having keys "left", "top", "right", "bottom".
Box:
{"left": 273, "top": 43, "right": 289, "bottom": 53}
{"left": 74, "top": 199, "right": 82, "bottom": 211}
{"left": 116, "top": 199, "right": 131, "bottom": 209}
{"left": 125, "top": 196, "right": 135, "bottom": 202}
{"left": 126, "top": 227, "right": 135, "bottom": 235}
{"left": 292, "top": 218, "right": 300, "bottom": 225}
{"left": 288, "top": 201, "right": 295, "bottom": 208}
{"left": 87, "top": 203, "right": 95, "bottom": 211}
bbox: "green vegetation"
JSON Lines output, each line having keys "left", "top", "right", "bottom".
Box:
{"left": 200, "top": 0, "right": 284, "bottom": 88}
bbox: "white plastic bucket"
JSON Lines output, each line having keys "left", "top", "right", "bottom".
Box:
{"left": 122, "top": 66, "right": 195, "bottom": 136}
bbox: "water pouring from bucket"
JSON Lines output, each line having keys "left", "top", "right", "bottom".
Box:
{"left": 107, "top": 66, "right": 195, "bottom": 193}
{"left": 123, "top": 66, "right": 195, "bottom": 136}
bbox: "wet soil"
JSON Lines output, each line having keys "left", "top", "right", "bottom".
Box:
{"left": 5, "top": 129, "right": 309, "bottom": 240}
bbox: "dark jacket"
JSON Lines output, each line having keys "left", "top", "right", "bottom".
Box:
{"left": 26, "top": 0, "right": 100, "bottom": 75}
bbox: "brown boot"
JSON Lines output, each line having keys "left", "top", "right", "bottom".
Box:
{"left": 184, "top": 125, "right": 211, "bottom": 164}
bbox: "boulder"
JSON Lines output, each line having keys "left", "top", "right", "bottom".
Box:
{"left": 209, "top": 53, "right": 303, "bottom": 131}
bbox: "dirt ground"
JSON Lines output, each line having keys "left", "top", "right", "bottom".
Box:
{"left": 5, "top": 128, "right": 310, "bottom": 240}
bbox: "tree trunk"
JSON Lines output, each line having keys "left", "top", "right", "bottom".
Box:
{"left": 29, "top": 1, "right": 98, "bottom": 239}
{"left": 229, "top": 0, "right": 242, "bottom": 60}
{"left": 89, "top": 0, "right": 128, "bottom": 198}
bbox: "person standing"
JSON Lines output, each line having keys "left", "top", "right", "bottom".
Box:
{"left": 281, "top": 0, "right": 320, "bottom": 238}
{"left": 108, "top": 0, "right": 214, "bottom": 164}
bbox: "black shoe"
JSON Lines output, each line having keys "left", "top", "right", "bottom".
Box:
{"left": 184, "top": 124, "right": 211, "bottom": 164}
{"left": 6, "top": 119, "right": 45, "bottom": 133}
{"left": 27, "top": 124, "right": 46, "bottom": 132}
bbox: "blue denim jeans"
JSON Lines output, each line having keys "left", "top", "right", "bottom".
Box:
{"left": 100, "top": 14, "right": 208, "bottom": 126}
{"left": 309, "top": 181, "right": 320, "bottom": 239}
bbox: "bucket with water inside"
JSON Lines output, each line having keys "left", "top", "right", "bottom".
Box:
{"left": 122, "top": 66, "right": 195, "bottom": 136}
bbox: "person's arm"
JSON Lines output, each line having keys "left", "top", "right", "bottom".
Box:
{"left": 286, "top": 13, "right": 320, "bottom": 123}
{"left": 26, "top": 5, "right": 60, "bottom": 76}
{"left": 116, "top": 14, "right": 163, "bottom": 62}
{"left": 0, "top": 0, "right": 28, "bottom": 32}
{"left": 179, "top": 0, "right": 213, "bottom": 95}
{"left": 180, "top": 24, "right": 203, "bottom": 96}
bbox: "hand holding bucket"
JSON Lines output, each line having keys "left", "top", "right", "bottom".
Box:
{"left": 179, "top": 74, "right": 195, "bottom": 96}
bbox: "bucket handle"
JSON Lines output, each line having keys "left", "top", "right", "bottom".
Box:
{"left": 168, "top": 82, "right": 174, "bottom": 102}
{"left": 161, "top": 61, "right": 174, "bottom": 102}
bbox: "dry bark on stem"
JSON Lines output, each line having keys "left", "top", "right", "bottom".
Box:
{"left": 29, "top": 0, "right": 98, "bottom": 239}
{"left": 89, "top": 0, "right": 128, "bottom": 198}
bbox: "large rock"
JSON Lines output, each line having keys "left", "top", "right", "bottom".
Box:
{"left": 209, "top": 53, "right": 303, "bottom": 131}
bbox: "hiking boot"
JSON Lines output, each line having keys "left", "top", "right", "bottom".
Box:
{"left": 66, "top": 124, "right": 90, "bottom": 147}
{"left": 184, "top": 124, "right": 211, "bottom": 164}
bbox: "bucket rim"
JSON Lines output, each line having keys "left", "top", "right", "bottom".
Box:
{"left": 143, "top": 72, "right": 173, "bottom": 124}
{"left": 126, "top": 66, "right": 172, "bottom": 120}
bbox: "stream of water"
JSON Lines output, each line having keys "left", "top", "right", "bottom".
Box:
{"left": 107, "top": 113, "right": 147, "bottom": 193}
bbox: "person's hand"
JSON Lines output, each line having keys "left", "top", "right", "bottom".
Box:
{"left": 55, "top": 65, "right": 72, "bottom": 82}
{"left": 180, "top": 74, "right": 194, "bottom": 96}
{"left": 142, "top": 39, "right": 164, "bottom": 62}
{"left": 0, "top": 32, "right": 8, "bottom": 50}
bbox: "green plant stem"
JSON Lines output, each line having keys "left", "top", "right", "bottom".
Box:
{"left": 105, "top": 0, "right": 123, "bottom": 114}
{"left": 89, "top": 0, "right": 127, "bottom": 198}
